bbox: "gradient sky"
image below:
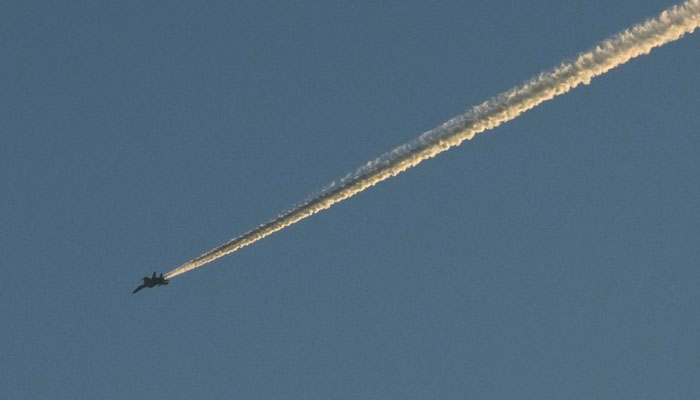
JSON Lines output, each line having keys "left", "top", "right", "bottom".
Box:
{"left": 2, "top": 1, "right": 700, "bottom": 398}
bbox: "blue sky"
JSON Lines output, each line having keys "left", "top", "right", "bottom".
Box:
{"left": 2, "top": 1, "right": 700, "bottom": 398}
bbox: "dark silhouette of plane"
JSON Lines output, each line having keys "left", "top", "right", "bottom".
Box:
{"left": 132, "top": 272, "right": 169, "bottom": 294}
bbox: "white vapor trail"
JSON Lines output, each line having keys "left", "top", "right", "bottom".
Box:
{"left": 165, "top": 0, "right": 700, "bottom": 279}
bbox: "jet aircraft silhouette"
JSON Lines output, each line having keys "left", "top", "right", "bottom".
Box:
{"left": 132, "top": 272, "right": 169, "bottom": 294}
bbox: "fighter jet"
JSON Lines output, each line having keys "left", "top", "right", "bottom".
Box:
{"left": 132, "top": 272, "right": 169, "bottom": 294}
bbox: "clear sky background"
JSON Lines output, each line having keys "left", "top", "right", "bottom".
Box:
{"left": 2, "top": 1, "right": 699, "bottom": 398}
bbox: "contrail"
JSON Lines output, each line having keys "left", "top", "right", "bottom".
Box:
{"left": 165, "top": 0, "right": 700, "bottom": 279}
